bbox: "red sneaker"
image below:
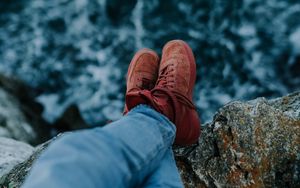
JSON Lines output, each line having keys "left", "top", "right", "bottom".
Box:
{"left": 154, "top": 40, "right": 201, "bottom": 145}
{"left": 126, "top": 40, "right": 201, "bottom": 146}
{"left": 124, "top": 48, "right": 159, "bottom": 114}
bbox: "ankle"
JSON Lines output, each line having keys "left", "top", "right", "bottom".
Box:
{"left": 125, "top": 90, "right": 149, "bottom": 112}
{"left": 151, "top": 90, "right": 176, "bottom": 123}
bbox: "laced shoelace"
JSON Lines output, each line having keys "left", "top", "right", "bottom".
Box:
{"left": 139, "top": 88, "right": 195, "bottom": 126}
{"left": 156, "top": 64, "right": 175, "bottom": 88}
{"left": 155, "top": 60, "right": 196, "bottom": 110}
{"left": 137, "top": 58, "right": 196, "bottom": 124}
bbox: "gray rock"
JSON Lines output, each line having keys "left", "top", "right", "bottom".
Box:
{"left": 0, "top": 74, "right": 51, "bottom": 145}
{"left": 1, "top": 92, "right": 300, "bottom": 188}
{"left": 176, "top": 91, "right": 300, "bottom": 187}
{"left": 0, "top": 137, "right": 34, "bottom": 178}
{"left": 0, "top": 137, "right": 56, "bottom": 188}
{"left": 0, "top": 88, "right": 36, "bottom": 143}
{"left": 53, "top": 104, "right": 90, "bottom": 132}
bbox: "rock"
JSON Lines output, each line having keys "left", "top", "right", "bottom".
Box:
{"left": 0, "top": 137, "right": 34, "bottom": 178}
{"left": 1, "top": 92, "right": 299, "bottom": 187}
{"left": 53, "top": 104, "right": 90, "bottom": 132}
{"left": 0, "top": 74, "right": 51, "bottom": 145}
{"left": 0, "top": 88, "right": 36, "bottom": 144}
{"left": 175, "top": 91, "right": 300, "bottom": 187}
{"left": 0, "top": 137, "right": 55, "bottom": 188}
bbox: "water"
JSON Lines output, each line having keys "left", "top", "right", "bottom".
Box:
{"left": 0, "top": 0, "right": 299, "bottom": 125}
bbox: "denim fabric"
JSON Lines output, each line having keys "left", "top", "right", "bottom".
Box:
{"left": 142, "top": 149, "right": 183, "bottom": 188}
{"left": 22, "top": 105, "right": 183, "bottom": 188}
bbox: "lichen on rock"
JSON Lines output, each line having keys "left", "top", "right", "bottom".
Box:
{"left": 176, "top": 92, "right": 300, "bottom": 188}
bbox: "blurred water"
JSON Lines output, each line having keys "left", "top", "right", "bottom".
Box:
{"left": 0, "top": 0, "right": 299, "bottom": 125}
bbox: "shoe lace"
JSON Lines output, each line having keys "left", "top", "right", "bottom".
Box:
{"left": 151, "top": 88, "right": 195, "bottom": 109}
{"left": 139, "top": 88, "right": 196, "bottom": 125}
{"left": 156, "top": 64, "right": 175, "bottom": 88}
{"left": 155, "top": 60, "right": 195, "bottom": 109}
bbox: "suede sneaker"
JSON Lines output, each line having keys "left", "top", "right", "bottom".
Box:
{"left": 124, "top": 48, "right": 159, "bottom": 114}
{"left": 126, "top": 40, "right": 201, "bottom": 145}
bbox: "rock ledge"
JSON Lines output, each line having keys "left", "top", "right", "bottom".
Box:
{"left": 1, "top": 92, "right": 299, "bottom": 188}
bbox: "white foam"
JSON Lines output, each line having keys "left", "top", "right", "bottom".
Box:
{"left": 132, "top": 0, "right": 145, "bottom": 49}
{"left": 289, "top": 27, "right": 300, "bottom": 54}
{"left": 238, "top": 24, "right": 256, "bottom": 37}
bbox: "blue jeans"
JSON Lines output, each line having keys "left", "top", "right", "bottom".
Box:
{"left": 22, "top": 105, "right": 183, "bottom": 188}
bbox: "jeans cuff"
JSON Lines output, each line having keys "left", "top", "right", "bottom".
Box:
{"left": 128, "top": 104, "right": 176, "bottom": 144}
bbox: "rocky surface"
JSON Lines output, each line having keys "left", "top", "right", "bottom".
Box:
{"left": 53, "top": 104, "right": 89, "bottom": 132}
{"left": 0, "top": 138, "right": 54, "bottom": 188}
{"left": 176, "top": 91, "right": 300, "bottom": 188}
{"left": 1, "top": 91, "right": 299, "bottom": 187}
{"left": 0, "top": 137, "right": 34, "bottom": 178}
{"left": 0, "top": 75, "right": 51, "bottom": 145}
